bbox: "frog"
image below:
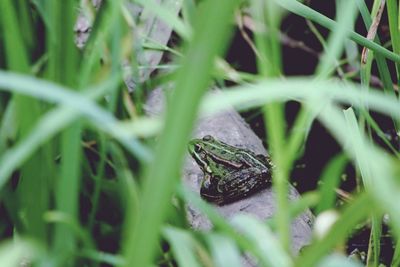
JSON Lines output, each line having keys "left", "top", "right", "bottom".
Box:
{"left": 188, "top": 135, "right": 273, "bottom": 205}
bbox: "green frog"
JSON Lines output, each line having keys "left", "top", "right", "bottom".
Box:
{"left": 188, "top": 135, "right": 273, "bottom": 205}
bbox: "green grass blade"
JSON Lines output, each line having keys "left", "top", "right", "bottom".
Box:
{"left": 201, "top": 78, "right": 400, "bottom": 121}
{"left": 367, "top": 215, "right": 382, "bottom": 267}
{"left": 207, "top": 233, "right": 242, "bottom": 267}
{"left": 286, "top": 107, "right": 314, "bottom": 167}
{"left": 0, "top": 76, "right": 154, "bottom": 190}
{"left": 316, "top": 153, "right": 348, "bottom": 214}
{"left": 316, "top": 0, "right": 358, "bottom": 78}
{"left": 0, "top": 99, "right": 16, "bottom": 155}
{"left": 272, "top": 0, "right": 400, "bottom": 63}
{"left": 392, "top": 239, "right": 400, "bottom": 266}
{"left": 387, "top": 0, "right": 400, "bottom": 81}
{"left": 357, "top": 0, "right": 396, "bottom": 95}
{"left": 0, "top": 239, "right": 41, "bottom": 267}
{"left": 45, "top": 1, "right": 82, "bottom": 263}
{"left": 343, "top": 108, "right": 382, "bottom": 267}
{"left": 251, "top": 0, "right": 289, "bottom": 251}
{"left": 78, "top": 250, "right": 125, "bottom": 266}
{"left": 0, "top": 71, "right": 151, "bottom": 161}
{"left": 296, "top": 193, "right": 372, "bottom": 267}
{"left": 318, "top": 254, "right": 364, "bottom": 267}
{"left": 163, "top": 226, "right": 203, "bottom": 267}
{"left": 134, "top": 0, "right": 189, "bottom": 39}
{"left": 179, "top": 185, "right": 300, "bottom": 267}
{"left": 122, "top": 0, "right": 240, "bottom": 266}
{"left": 232, "top": 214, "right": 293, "bottom": 267}
{"left": 0, "top": 0, "right": 51, "bottom": 242}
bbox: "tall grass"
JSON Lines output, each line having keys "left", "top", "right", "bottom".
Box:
{"left": 0, "top": 0, "right": 399, "bottom": 266}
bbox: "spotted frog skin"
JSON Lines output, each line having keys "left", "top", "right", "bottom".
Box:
{"left": 188, "top": 135, "right": 273, "bottom": 205}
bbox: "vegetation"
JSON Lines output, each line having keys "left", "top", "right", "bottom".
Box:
{"left": 0, "top": 0, "right": 399, "bottom": 266}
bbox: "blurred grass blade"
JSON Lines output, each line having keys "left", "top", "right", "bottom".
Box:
{"left": 357, "top": 0, "right": 396, "bottom": 97}
{"left": 343, "top": 108, "right": 372, "bottom": 189}
{"left": 231, "top": 214, "right": 292, "bottom": 267}
{"left": 78, "top": 250, "right": 126, "bottom": 266}
{"left": 0, "top": 240, "right": 40, "bottom": 267}
{"left": 134, "top": 0, "right": 189, "bottom": 39}
{"left": 343, "top": 108, "right": 382, "bottom": 267}
{"left": 0, "top": 71, "right": 151, "bottom": 161}
{"left": 163, "top": 227, "right": 202, "bottom": 267}
{"left": 206, "top": 233, "right": 242, "bottom": 267}
{"left": 317, "top": 254, "right": 364, "bottom": 267}
{"left": 316, "top": 153, "right": 348, "bottom": 214}
{"left": 123, "top": 0, "right": 240, "bottom": 266}
{"left": 316, "top": 0, "right": 358, "bottom": 78}
{"left": 286, "top": 107, "right": 314, "bottom": 168}
{"left": 367, "top": 215, "right": 382, "bottom": 267}
{"left": 112, "top": 143, "right": 141, "bottom": 254}
{"left": 0, "top": 107, "right": 77, "bottom": 190}
{"left": 31, "top": 0, "right": 51, "bottom": 31}
{"left": 201, "top": 78, "right": 400, "bottom": 121}
{"left": 0, "top": 77, "right": 154, "bottom": 190}
{"left": 0, "top": 105, "right": 158, "bottom": 191}
{"left": 0, "top": 0, "right": 51, "bottom": 241}
{"left": 0, "top": 100, "right": 17, "bottom": 155}
{"left": 296, "top": 193, "right": 372, "bottom": 267}
{"left": 179, "top": 185, "right": 299, "bottom": 266}
{"left": 272, "top": 0, "right": 400, "bottom": 63}
{"left": 392, "top": 239, "right": 400, "bottom": 266}
{"left": 387, "top": 0, "right": 400, "bottom": 80}
{"left": 314, "top": 102, "right": 400, "bottom": 241}
{"left": 251, "top": 0, "right": 289, "bottom": 251}
{"left": 288, "top": 192, "right": 319, "bottom": 220}
{"left": 44, "top": 211, "right": 94, "bottom": 250}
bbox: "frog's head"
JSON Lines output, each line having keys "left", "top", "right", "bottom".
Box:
{"left": 188, "top": 135, "right": 240, "bottom": 175}
{"left": 188, "top": 135, "right": 213, "bottom": 174}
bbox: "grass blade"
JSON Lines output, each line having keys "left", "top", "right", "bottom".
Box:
{"left": 296, "top": 193, "right": 372, "bottom": 267}
{"left": 122, "top": 0, "right": 241, "bottom": 266}
{"left": 207, "top": 233, "right": 243, "bottom": 267}
{"left": 0, "top": 0, "right": 51, "bottom": 242}
{"left": 163, "top": 226, "right": 203, "bottom": 267}
{"left": 232, "top": 214, "right": 293, "bottom": 267}
{"left": 272, "top": 0, "right": 400, "bottom": 63}
{"left": 316, "top": 153, "right": 348, "bottom": 214}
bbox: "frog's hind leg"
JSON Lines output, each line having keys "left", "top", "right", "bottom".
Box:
{"left": 217, "top": 168, "right": 271, "bottom": 204}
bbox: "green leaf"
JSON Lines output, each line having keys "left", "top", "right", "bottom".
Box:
{"left": 317, "top": 254, "right": 364, "bottom": 267}
{"left": 272, "top": 0, "right": 400, "bottom": 63}
{"left": 316, "top": 153, "right": 348, "bottom": 214}
{"left": 231, "top": 214, "right": 293, "bottom": 267}
{"left": 206, "top": 233, "right": 242, "bottom": 267}
{"left": 123, "top": 0, "right": 241, "bottom": 266}
{"left": 0, "top": 239, "right": 40, "bottom": 267}
{"left": 163, "top": 226, "right": 202, "bottom": 267}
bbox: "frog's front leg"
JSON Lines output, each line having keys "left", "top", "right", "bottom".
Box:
{"left": 200, "top": 173, "right": 226, "bottom": 204}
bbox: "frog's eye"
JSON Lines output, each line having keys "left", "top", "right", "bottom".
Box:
{"left": 194, "top": 144, "right": 202, "bottom": 153}
{"left": 202, "top": 135, "right": 213, "bottom": 141}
